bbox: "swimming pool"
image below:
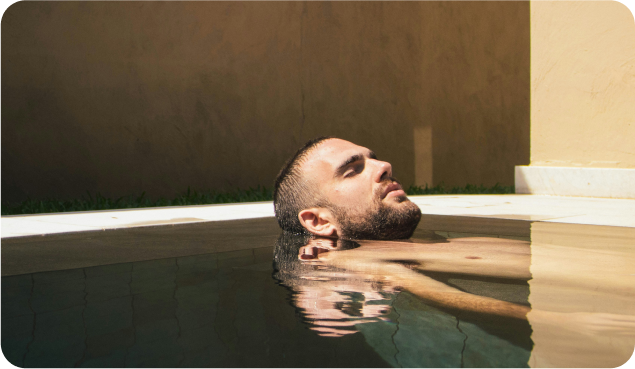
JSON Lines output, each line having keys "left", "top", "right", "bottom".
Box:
{"left": 2, "top": 215, "right": 634, "bottom": 367}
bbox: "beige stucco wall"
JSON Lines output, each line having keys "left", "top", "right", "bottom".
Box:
{"left": 2, "top": 2, "right": 529, "bottom": 203}
{"left": 530, "top": 1, "right": 635, "bottom": 168}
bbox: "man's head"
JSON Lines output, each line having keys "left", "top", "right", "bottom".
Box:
{"left": 274, "top": 137, "right": 421, "bottom": 240}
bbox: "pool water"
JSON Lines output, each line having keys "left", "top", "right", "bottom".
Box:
{"left": 2, "top": 216, "right": 634, "bottom": 367}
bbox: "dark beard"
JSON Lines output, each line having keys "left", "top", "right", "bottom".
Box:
{"left": 328, "top": 186, "right": 422, "bottom": 240}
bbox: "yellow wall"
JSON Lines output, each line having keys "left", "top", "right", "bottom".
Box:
{"left": 1, "top": 2, "right": 530, "bottom": 202}
{"left": 530, "top": 1, "right": 635, "bottom": 168}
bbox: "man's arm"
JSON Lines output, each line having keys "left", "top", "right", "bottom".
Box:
{"left": 319, "top": 255, "right": 530, "bottom": 319}
{"left": 318, "top": 250, "right": 635, "bottom": 337}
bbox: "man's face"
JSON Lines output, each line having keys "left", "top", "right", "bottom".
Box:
{"left": 300, "top": 139, "right": 421, "bottom": 239}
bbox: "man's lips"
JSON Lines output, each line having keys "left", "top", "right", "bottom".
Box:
{"left": 382, "top": 182, "right": 405, "bottom": 199}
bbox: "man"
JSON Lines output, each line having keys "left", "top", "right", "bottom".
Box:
{"left": 272, "top": 137, "right": 635, "bottom": 356}
{"left": 274, "top": 136, "right": 421, "bottom": 240}
{"left": 273, "top": 137, "right": 532, "bottom": 319}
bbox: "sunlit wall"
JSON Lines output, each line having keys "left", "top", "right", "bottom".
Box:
{"left": 514, "top": 1, "right": 635, "bottom": 198}
{"left": 530, "top": 1, "right": 635, "bottom": 169}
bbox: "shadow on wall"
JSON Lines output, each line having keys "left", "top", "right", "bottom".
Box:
{"left": 1, "top": 1, "right": 529, "bottom": 203}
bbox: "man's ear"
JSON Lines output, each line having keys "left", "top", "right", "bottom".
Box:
{"left": 298, "top": 208, "right": 338, "bottom": 237}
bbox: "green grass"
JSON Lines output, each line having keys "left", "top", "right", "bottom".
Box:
{"left": 1, "top": 186, "right": 274, "bottom": 216}
{"left": 1, "top": 183, "right": 514, "bottom": 216}
{"left": 405, "top": 183, "right": 514, "bottom": 195}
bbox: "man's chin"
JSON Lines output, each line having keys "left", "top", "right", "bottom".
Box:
{"left": 338, "top": 201, "right": 422, "bottom": 240}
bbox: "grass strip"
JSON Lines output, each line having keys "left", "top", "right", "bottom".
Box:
{"left": 1, "top": 183, "right": 513, "bottom": 216}
{"left": 406, "top": 183, "right": 514, "bottom": 195}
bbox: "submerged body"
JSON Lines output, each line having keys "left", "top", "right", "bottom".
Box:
{"left": 294, "top": 236, "right": 532, "bottom": 324}
{"left": 276, "top": 232, "right": 635, "bottom": 366}
{"left": 272, "top": 137, "right": 635, "bottom": 366}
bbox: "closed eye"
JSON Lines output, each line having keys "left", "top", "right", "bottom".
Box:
{"left": 344, "top": 162, "right": 364, "bottom": 177}
{"left": 335, "top": 151, "right": 375, "bottom": 178}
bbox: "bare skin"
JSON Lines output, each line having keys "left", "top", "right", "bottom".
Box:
{"left": 299, "top": 237, "right": 635, "bottom": 337}
{"left": 285, "top": 138, "right": 635, "bottom": 338}
{"left": 297, "top": 138, "right": 413, "bottom": 238}
{"left": 305, "top": 237, "right": 532, "bottom": 319}
{"left": 289, "top": 139, "right": 535, "bottom": 329}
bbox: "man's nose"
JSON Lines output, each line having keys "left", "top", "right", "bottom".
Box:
{"left": 371, "top": 160, "right": 393, "bottom": 183}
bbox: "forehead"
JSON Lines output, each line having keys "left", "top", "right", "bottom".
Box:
{"left": 301, "top": 139, "right": 370, "bottom": 177}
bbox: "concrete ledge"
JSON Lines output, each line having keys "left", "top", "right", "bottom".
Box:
{"left": 3, "top": 195, "right": 634, "bottom": 239}
{"left": 410, "top": 194, "right": 635, "bottom": 228}
{"left": 515, "top": 166, "right": 635, "bottom": 199}
{"left": 1, "top": 201, "right": 275, "bottom": 239}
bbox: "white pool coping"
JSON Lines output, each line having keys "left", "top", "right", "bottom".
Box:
{"left": 2, "top": 194, "right": 634, "bottom": 239}
{"left": 1, "top": 201, "right": 275, "bottom": 238}
{"left": 515, "top": 166, "right": 635, "bottom": 199}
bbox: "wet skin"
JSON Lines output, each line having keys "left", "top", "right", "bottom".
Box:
{"left": 301, "top": 237, "right": 532, "bottom": 318}
{"left": 290, "top": 138, "right": 635, "bottom": 338}
{"left": 297, "top": 237, "right": 635, "bottom": 338}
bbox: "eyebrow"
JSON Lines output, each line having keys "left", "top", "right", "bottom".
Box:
{"left": 334, "top": 150, "right": 377, "bottom": 177}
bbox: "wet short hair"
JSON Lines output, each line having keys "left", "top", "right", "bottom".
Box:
{"left": 273, "top": 136, "right": 333, "bottom": 233}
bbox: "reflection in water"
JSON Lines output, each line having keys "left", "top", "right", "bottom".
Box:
{"left": 272, "top": 233, "right": 397, "bottom": 337}
{"left": 1, "top": 247, "right": 391, "bottom": 367}
{"left": 528, "top": 222, "right": 635, "bottom": 367}
{"left": 2, "top": 220, "right": 634, "bottom": 367}
{"left": 272, "top": 231, "right": 536, "bottom": 367}
{"left": 273, "top": 227, "right": 635, "bottom": 367}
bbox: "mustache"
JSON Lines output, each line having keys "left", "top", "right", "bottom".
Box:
{"left": 381, "top": 176, "right": 400, "bottom": 185}
{"left": 374, "top": 176, "right": 402, "bottom": 197}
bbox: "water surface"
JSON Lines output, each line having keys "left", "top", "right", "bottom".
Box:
{"left": 2, "top": 216, "right": 633, "bottom": 367}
